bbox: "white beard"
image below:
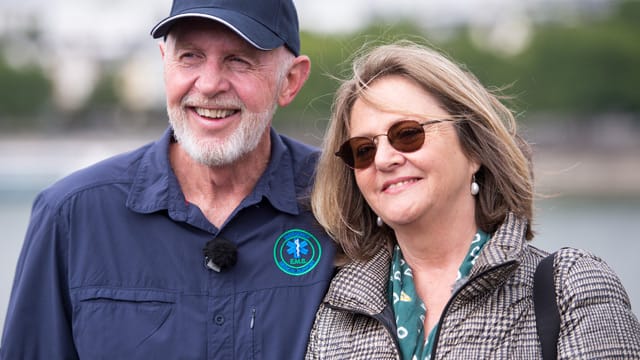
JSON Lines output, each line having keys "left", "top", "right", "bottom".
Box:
{"left": 168, "top": 99, "right": 276, "bottom": 167}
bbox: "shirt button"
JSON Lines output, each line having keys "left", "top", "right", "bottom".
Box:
{"left": 215, "top": 315, "right": 225, "bottom": 325}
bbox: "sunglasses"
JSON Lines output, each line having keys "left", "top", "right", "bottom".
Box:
{"left": 335, "top": 119, "right": 454, "bottom": 169}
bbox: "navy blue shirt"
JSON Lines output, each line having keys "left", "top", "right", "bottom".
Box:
{"left": 1, "top": 128, "right": 336, "bottom": 359}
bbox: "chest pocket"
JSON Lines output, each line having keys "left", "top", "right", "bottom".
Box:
{"left": 71, "top": 288, "right": 176, "bottom": 359}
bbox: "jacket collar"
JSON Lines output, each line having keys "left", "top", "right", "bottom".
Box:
{"left": 469, "top": 212, "right": 528, "bottom": 276}
{"left": 452, "top": 213, "right": 527, "bottom": 303}
{"left": 324, "top": 247, "right": 392, "bottom": 315}
{"left": 323, "top": 213, "right": 529, "bottom": 314}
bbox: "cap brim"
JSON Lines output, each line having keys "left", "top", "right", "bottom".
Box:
{"left": 150, "top": 8, "right": 284, "bottom": 52}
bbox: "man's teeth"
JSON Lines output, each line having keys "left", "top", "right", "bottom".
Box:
{"left": 387, "top": 179, "right": 416, "bottom": 190}
{"left": 195, "top": 108, "right": 236, "bottom": 118}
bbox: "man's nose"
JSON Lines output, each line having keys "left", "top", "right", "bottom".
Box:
{"left": 195, "top": 62, "right": 231, "bottom": 96}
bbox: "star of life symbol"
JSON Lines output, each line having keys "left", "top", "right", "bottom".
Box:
{"left": 273, "top": 229, "right": 322, "bottom": 276}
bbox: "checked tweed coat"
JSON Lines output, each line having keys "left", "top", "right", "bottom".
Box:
{"left": 305, "top": 213, "right": 640, "bottom": 359}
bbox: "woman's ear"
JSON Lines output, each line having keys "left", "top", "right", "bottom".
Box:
{"left": 278, "top": 55, "right": 311, "bottom": 107}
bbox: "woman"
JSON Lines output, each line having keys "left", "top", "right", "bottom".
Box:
{"left": 306, "top": 41, "right": 640, "bottom": 359}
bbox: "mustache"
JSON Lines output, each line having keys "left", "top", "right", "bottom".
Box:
{"left": 181, "top": 95, "right": 244, "bottom": 109}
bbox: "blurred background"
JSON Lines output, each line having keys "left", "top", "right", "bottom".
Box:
{"left": 1, "top": 0, "right": 639, "bottom": 336}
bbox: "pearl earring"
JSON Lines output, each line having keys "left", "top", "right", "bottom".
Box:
{"left": 376, "top": 216, "right": 384, "bottom": 227}
{"left": 471, "top": 175, "right": 480, "bottom": 195}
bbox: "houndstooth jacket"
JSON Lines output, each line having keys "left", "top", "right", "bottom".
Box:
{"left": 305, "top": 213, "right": 640, "bottom": 359}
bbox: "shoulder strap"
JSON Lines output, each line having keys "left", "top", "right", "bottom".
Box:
{"left": 533, "top": 252, "right": 560, "bottom": 360}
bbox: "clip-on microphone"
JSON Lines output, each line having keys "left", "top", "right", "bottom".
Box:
{"left": 203, "top": 237, "right": 238, "bottom": 272}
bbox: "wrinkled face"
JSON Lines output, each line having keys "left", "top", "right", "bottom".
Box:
{"left": 161, "top": 19, "right": 289, "bottom": 166}
{"left": 349, "top": 75, "right": 479, "bottom": 227}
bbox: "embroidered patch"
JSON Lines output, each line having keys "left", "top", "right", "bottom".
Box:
{"left": 273, "top": 229, "right": 322, "bottom": 276}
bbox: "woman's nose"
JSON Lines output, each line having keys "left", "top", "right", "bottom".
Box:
{"left": 373, "top": 137, "right": 404, "bottom": 170}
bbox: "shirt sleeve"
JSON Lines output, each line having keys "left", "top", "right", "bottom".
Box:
{"left": 0, "top": 191, "right": 79, "bottom": 360}
{"left": 556, "top": 247, "right": 640, "bottom": 359}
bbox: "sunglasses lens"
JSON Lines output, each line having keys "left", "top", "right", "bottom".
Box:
{"left": 337, "top": 137, "right": 376, "bottom": 169}
{"left": 351, "top": 138, "right": 377, "bottom": 168}
{"left": 335, "top": 120, "right": 428, "bottom": 169}
{"left": 388, "top": 121, "right": 425, "bottom": 152}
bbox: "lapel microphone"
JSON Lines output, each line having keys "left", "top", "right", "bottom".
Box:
{"left": 203, "top": 237, "right": 238, "bottom": 272}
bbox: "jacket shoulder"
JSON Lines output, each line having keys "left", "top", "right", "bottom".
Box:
{"left": 553, "top": 247, "right": 640, "bottom": 357}
{"left": 36, "top": 143, "right": 151, "bottom": 209}
{"left": 554, "top": 247, "right": 628, "bottom": 300}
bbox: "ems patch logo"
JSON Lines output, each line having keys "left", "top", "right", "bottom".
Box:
{"left": 273, "top": 229, "right": 322, "bottom": 276}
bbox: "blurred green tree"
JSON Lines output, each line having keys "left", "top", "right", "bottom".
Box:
{"left": 0, "top": 52, "right": 51, "bottom": 128}
{"left": 438, "top": 0, "right": 640, "bottom": 118}
{"left": 1, "top": 0, "right": 639, "bottom": 131}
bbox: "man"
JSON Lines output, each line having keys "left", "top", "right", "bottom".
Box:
{"left": 0, "top": 0, "right": 336, "bottom": 358}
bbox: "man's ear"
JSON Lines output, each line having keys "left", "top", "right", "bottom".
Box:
{"left": 278, "top": 55, "right": 311, "bottom": 107}
{"left": 159, "top": 41, "right": 166, "bottom": 59}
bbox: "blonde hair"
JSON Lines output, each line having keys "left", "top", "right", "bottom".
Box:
{"left": 311, "top": 40, "right": 534, "bottom": 262}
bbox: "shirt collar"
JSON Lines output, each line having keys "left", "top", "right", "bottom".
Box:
{"left": 126, "top": 127, "right": 300, "bottom": 217}
{"left": 243, "top": 128, "right": 300, "bottom": 215}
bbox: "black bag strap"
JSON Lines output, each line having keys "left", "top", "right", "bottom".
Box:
{"left": 533, "top": 252, "right": 560, "bottom": 360}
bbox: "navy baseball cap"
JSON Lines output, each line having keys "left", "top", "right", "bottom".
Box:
{"left": 150, "top": 0, "right": 301, "bottom": 56}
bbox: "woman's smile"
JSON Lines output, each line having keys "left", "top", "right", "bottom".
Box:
{"left": 382, "top": 177, "right": 421, "bottom": 193}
